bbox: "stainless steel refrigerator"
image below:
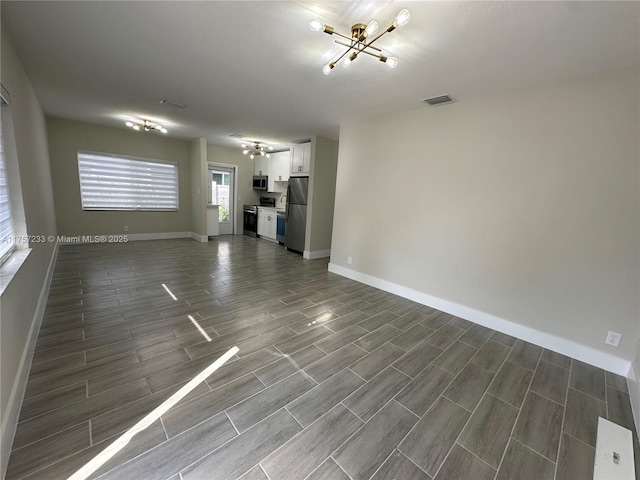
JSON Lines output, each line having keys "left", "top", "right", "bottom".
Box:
{"left": 284, "top": 176, "right": 308, "bottom": 253}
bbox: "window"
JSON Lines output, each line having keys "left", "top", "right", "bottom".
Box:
{"left": 78, "top": 151, "right": 179, "bottom": 211}
{"left": 0, "top": 86, "right": 15, "bottom": 264}
{"left": 0, "top": 87, "right": 14, "bottom": 263}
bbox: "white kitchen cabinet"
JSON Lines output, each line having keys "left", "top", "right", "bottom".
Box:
{"left": 257, "top": 209, "right": 267, "bottom": 237}
{"left": 255, "top": 151, "right": 289, "bottom": 192}
{"left": 290, "top": 142, "right": 311, "bottom": 176}
{"left": 254, "top": 155, "right": 269, "bottom": 176}
{"left": 265, "top": 211, "right": 277, "bottom": 240}
{"left": 257, "top": 208, "right": 277, "bottom": 240}
{"left": 268, "top": 151, "right": 290, "bottom": 192}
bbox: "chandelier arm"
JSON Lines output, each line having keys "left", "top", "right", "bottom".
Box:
{"left": 335, "top": 39, "right": 382, "bottom": 53}
{"left": 330, "top": 45, "right": 357, "bottom": 65}
{"left": 331, "top": 30, "right": 356, "bottom": 42}
{"left": 357, "top": 48, "right": 384, "bottom": 60}
{"left": 359, "top": 41, "right": 381, "bottom": 52}
{"left": 363, "top": 27, "right": 391, "bottom": 49}
{"left": 357, "top": 41, "right": 372, "bottom": 54}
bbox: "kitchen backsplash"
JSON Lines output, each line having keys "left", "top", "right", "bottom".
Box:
{"left": 261, "top": 191, "right": 287, "bottom": 206}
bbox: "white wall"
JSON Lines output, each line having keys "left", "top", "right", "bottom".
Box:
{"left": 629, "top": 340, "right": 640, "bottom": 436}
{"left": 1, "top": 27, "right": 58, "bottom": 477}
{"left": 330, "top": 69, "right": 639, "bottom": 365}
{"left": 47, "top": 116, "right": 192, "bottom": 236}
{"left": 191, "top": 138, "right": 207, "bottom": 240}
{"left": 305, "top": 136, "right": 339, "bottom": 256}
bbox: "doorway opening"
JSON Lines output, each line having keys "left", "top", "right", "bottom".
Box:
{"left": 208, "top": 165, "right": 235, "bottom": 235}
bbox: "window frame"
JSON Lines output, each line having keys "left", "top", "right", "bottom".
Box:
{"left": 0, "top": 84, "right": 15, "bottom": 265}
{"left": 77, "top": 150, "right": 180, "bottom": 212}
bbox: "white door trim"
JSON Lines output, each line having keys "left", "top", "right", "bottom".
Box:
{"left": 207, "top": 162, "right": 237, "bottom": 235}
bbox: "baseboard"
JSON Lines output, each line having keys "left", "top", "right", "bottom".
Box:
{"left": 259, "top": 236, "right": 279, "bottom": 245}
{"left": 328, "top": 263, "right": 631, "bottom": 376}
{"left": 57, "top": 232, "right": 192, "bottom": 244}
{"left": 190, "top": 232, "right": 208, "bottom": 243}
{"left": 303, "top": 249, "right": 331, "bottom": 260}
{"left": 128, "top": 231, "right": 191, "bottom": 241}
{"left": 1, "top": 242, "right": 59, "bottom": 479}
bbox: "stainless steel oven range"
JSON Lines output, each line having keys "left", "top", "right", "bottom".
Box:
{"left": 244, "top": 198, "right": 277, "bottom": 237}
{"left": 243, "top": 205, "right": 257, "bottom": 237}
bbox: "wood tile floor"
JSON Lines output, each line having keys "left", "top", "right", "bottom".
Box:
{"left": 6, "top": 236, "right": 639, "bottom": 480}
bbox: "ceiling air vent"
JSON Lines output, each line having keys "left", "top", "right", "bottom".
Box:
{"left": 159, "top": 99, "right": 186, "bottom": 109}
{"left": 422, "top": 94, "right": 453, "bottom": 106}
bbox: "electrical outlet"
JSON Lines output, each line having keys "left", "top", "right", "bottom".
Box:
{"left": 347, "top": 256, "right": 352, "bottom": 265}
{"left": 605, "top": 331, "right": 622, "bottom": 347}
{"left": 124, "top": 226, "right": 129, "bottom": 232}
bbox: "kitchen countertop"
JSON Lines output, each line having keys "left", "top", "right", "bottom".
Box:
{"left": 257, "top": 206, "right": 285, "bottom": 212}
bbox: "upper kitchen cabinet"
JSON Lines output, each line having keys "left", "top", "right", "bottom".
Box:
{"left": 290, "top": 142, "right": 311, "bottom": 176}
{"left": 254, "top": 155, "right": 269, "bottom": 176}
{"left": 254, "top": 150, "right": 290, "bottom": 192}
{"left": 268, "top": 151, "right": 290, "bottom": 192}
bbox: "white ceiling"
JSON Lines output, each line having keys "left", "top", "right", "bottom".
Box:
{"left": 3, "top": 1, "right": 639, "bottom": 149}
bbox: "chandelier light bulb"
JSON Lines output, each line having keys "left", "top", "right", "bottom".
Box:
{"left": 322, "top": 63, "right": 333, "bottom": 75}
{"left": 243, "top": 149, "right": 249, "bottom": 154}
{"left": 133, "top": 125, "right": 140, "bottom": 130}
{"left": 125, "top": 121, "right": 134, "bottom": 127}
{"left": 266, "top": 154, "right": 271, "bottom": 158}
{"left": 268, "top": 146, "right": 273, "bottom": 150}
{"left": 394, "top": 9, "right": 411, "bottom": 27}
{"left": 386, "top": 56, "right": 398, "bottom": 68}
{"left": 308, "top": 19, "right": 324, "bottom": 32}
{"left": 365, "top": 20, "right": 379, "bottom": 37}
{"left": 250, "top": 154, "right": 255, "bottom": 159}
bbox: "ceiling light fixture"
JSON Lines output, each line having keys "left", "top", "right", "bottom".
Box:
{"left": 242, "top": 142, "right": 273, "bottom": 160}
{"left": 125, "top": 119, "right": 168, "bottom": 134}
{"left": 309, "top": 8, "right": 410, "bottom": 75}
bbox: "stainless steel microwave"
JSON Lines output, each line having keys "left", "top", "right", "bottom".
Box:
{"left": 252, "top": 175, "right": 268, "bottom": 190}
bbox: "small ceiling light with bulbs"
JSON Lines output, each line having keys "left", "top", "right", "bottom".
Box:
{"left": 125, "top": 119, "right": 168, "bottom": 134}
{"left": 309, "top": 8, "right": 410, "bottom": 75}
{"left": 242, "top": 142, "right": 273, "bottom": 160}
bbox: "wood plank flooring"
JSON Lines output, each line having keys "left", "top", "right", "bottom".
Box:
{"left": 6, "top": 236, "right": 639, "bottom": 480}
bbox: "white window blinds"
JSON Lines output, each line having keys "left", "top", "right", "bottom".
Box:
{"left": 78, "top": 152, "right": 179, "bottom": 211}
{"left": 0, "top": 122, "right": 14, "bottom": 262}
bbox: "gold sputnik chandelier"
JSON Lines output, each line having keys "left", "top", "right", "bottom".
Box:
{"left": 309, "top": 8, "right": 410, "bottom": 75}
{"left": 125, "top": 119, "right": 168, "bottom": 134}
{"left": 242, "top": 142, "right": 273, "bottom": 159}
